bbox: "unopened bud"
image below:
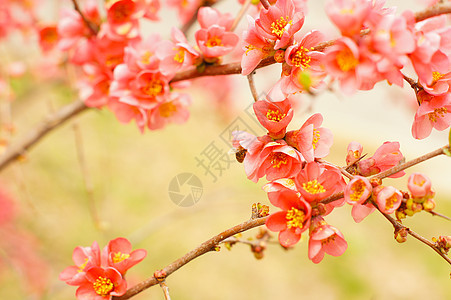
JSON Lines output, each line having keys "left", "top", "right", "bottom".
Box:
{"left": 422, "top": 199, "right": 436, "bottom": 211}
{"left": 394, "top": 227, "right": 408, "bottom": 243}
{"left": 274, "top": 50, "right": 285, "bottom": 63}
{"left": 154, "top": 269, "right": 167, "bottom": 282}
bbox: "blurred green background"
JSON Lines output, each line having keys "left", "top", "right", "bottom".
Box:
{"left": 1, "top": 0, "right": 451, "bottom": 299}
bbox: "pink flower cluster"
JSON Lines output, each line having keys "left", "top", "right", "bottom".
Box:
{"left": 241, "top": 0, "right": 327, "bottom": 100}
{"left": 59, "top": 237, "right": 146, "bottom": 300}
{"left": 233, "top": 98, "right": 348, "bottom": 263}
{"left": 323, "top": 0, "right": 451, "bottom": 139}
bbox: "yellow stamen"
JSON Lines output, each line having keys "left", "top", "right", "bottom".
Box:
{"left": 432, "top": 71, "right": 444, "bottom": 83}
{"left": 112, "top": 252, "right": 130, "bottom": 264}
{"left": 312, "top": 129, "right": 320, "bottom": 150}
{"left": 302, "top": 179, "right": 325, "bottom": 194}
{"left": 270, "top": 152, "right": 288, "bottom": 168}
{"left": 291, "top": 46, "right": 311, "bottom": 69}
{"left": 428, "top": 107, "right": 448, "bottom": 123}
{"left": 206, "top": 36, "right": 223, "bottom": 48}
{"left": 93, "top": 276, "right": 114, "bottom": 296}
{"left": 350, "top": 180, "right": 365, "bottom": 202}
{"left": 78, "top": 258, "right": 89, "bottom": 273}
{"left": 159, "top": 102, "right": 177, "bottom": 118}
{"left": 385, "top": 194, "right": 398, "bottom": 210}
{"left": 266, "top": 109, "right": 286, "bottom": 122}
{"left": 336, "top": 49, "right": 358, "bottom": 72}
{"left": 141, "top": 51, "right": 153, "bottom": 65}
{"left": 286, "top": 207, "right": 305, "bottom": 229}
{"left": 142, "top": 80, "right": 163, "bottom": 97}
{"left": 174, "top": 48, "right": 185, "bottom": 63}
{"left": 271, "top": 16, "right": 292, "bottom": 38}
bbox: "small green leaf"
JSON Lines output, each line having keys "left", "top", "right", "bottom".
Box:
{"left": 444, "top": 148, "right": 451, "bottom": 157}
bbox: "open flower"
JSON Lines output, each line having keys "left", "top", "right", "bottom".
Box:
{"left": 59, "top": 242, "right": 102, "bottom": 286}
{"left": 75, "top": 267, "right": 127, "bottom": 300}
{"left": 407, "top": 173, "right": 432, "bottom": 199}
{"left": 344, "top": 175, "right": 372, "bottom": 205}
{"left": 106, "top": 237, "right": 147, "bottom": 276}
{"left": 357, "top": 141, "right": 405, "bottom": 178}
{"left": 195, "top": 25, "right": 239, "bottom": 58}
{"left": 295, "top": 162, "right": 342, "bottom": 203}
{"left": 308, "top": 218, "right": 348, "bottom": 263}
{"left": 253, "top": 98, "right": 293, "bottom": 139}
{"left": 266, "top": 189, "right": 312, "bottom": 247}
{"left": 375, "top": 185, "right": 403, "bottom": 214}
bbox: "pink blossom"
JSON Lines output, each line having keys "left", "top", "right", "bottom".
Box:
{"left": 420, "top": 70, "right": 451, "bottom": 96}
{"left": 411, "top": 91, "right": 451, "bottom": 139}
{"left": 375, "top": 185, "right": 403, "bottom": 214}
{"left": 156, "top": 27, "right": 200, "bottom": 77}
{"left": 344, "top": 176, "right": 372, "bottom": 205}
{"left": 59, "top": 241, "right": 102, "bottom": 286}
{"left": 295, "top": 162, "right": 342, "bottom": 203}
{"left": 104, "top": 0, "right": 142, "bottom": 41}
{"left": 105, "top": 237, "right": 147, "bottom": 276}
{"left": 148, "top": 93, "right": 191, "bottom": 130}
{"left": 285, "top": 113, "right": 333, "bottom": 162}
{"left": 266, "top": 190, "right": 312, "bottom": 247}
{"left": 325, "top": 0, "right": 372, "bottom": 37}
{"left": 166, "top": 0, "right": 201, "bottom": 25}
{"left": 409, "top": 16, "right": 451, "bottom": 85}
{"left": 407, "top": 173, "right": 432, "bottom": 198}
{"left": 108, "top": 97, "right": 148, "bottom": 132}
{"left": 243, "top": 136, "right": 303, "bottom": 183}
{"left": 197, "top": 7, "right": 234, "bottom": 30}
{"left": 345, "top": 141, "right": 362, "bottom": 165}
{"left": 75, "top": 267, "right": 127, "bottom": 299}
{"left": 38, "top": 25, "right": 59, "bottom": 53}
{"left": 123, "top": 34, "right": 162, "bottom": 72}
{"left": 195, "top": 25, "right": 239, "bottom": 58}
{"left": 241, "top": 16, "right": 276, "bottom": 75}
{"left": 324, "top": 37, "right": 378, "bottom": 94}
{"left": 253, "top": 98, "right": 294, "bottom": 139}
{"left": 263, "top": 179, "right": 298, "bottom": 207}
{"left": 308, "top": 218, "right": 347, "bottom": 263}
{"left": 357, "top": 141, "right": 405, "bottom": 178}
{"left": 57, "top": 8, "right": 91, "bottom": 51}
{"left": 255, "top": 0, "right": 305, "bottom": 49}
{"left": 351, "top": 202, "right": 376, "bottom": 223}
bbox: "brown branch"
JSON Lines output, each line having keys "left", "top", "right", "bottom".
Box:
{"left": 112, "top": 216, "right": 268, "bottom": 300}
{"left": 231, "top": 0, "right": 252, "bottom": 32}
{"left": 247, "top": 73, "right": 259, "bottom": 102}
{"left": 427, "top": 210, "right": 451, "bottom": 221}
{"left": 321, "top": 145, "right": 448, "bottom": 205}
{"left": 377, "top": 207, "right": 451, "bottom": 266}
{"left": 71, "top": 0, "right": 98, "bottom": 35}
{"left": 159, "top": 281, "right": 171, "bottom": 300}
{"left": 0, "top": 100, "right": 88, "bottom": 171}
{"left": 415, "top": 2, "right": 451, "bottom": 22}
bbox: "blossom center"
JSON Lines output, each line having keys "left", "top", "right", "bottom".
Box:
{"left": 173, "top": 48, "right": 185, "bottom": 63}
{"left": 112, "top": 3, "right": 133, "bottom": 23}
{"left": 78, "top": 258, "right": 89, "bottom": 273}
{"left": 112, "top": 252, "right": 130, "bottom": 263}
{"left": 432, "top": 71, "right": 444, "bottom": 83}
{"left": 159, "top": 102, "right": 177, "bottom": 117}
{"left": 286, "top": 207, "right": 305, "bottom": 229}
{"left": 266, "top": 109, "right": 286, "bottom": 122}
{"left": 312, "top": 129, "right": 320, "bottom": 150}
{"left": 142, "top": 80, "right": 163, "bottom": 97}
{"left": 93, "top": 276, "right": 114, "bottom": 296}
{"left": 206, "top": 36, "right": 223, "bottom": 48}
{"left": 350, "top": 181, "right": 365, "bottom": 202}
{"left": 271, "top": 16, "right": 291, "bottom": 38}
{"left": 321, "top": 234, "right": 336, "bottom": 245}
{"left": 428, "top": 107, "right": 448, "bottom": 123}
{"left": 336, "top": 49, "right": 358, "bottom": 72}
{"left": 141, "top": 51, "right": 153, "bottom": 65}
{"left": 270, "top": 152, "right": 288, "bottom": 168}
{"left": 291, "top": 46, "right": 311, "bottom": 69}
{"left": 302, "top": 179, "right": 325, "bottom": 194}
{"left": 385, "top": 194, "right": 398, "bottom": 210}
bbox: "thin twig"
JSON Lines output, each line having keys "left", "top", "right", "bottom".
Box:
{"left": 70, "top": 0, "right": 98, "bottom": 35}
{"left": 0, "top": 100, "right": 88, "bottom": 171}
{"left": 231, "top": 0, "right": 252, "bottom": 32}
{"left": 73, "top": 123, "right": 101, "bottom": 229}
{"left": 247, "top": 73, "right": 259, "bottom": 102}
{"left": 377, "top": 207, "right": 451, "bottom": 266}
{"left": 427, "top": 210, "right": 451, "bottom": 221}
{"left": 112, "top": 216, "right": 268, "bottom": 300}
{"left": 415, "top": 2, "right": 451, "bottom": 22}
{"left": 321, "top": 145, "right": 448, "bottom": 205}
{"left": 260, "top": 0, "right": 270, "bottom": 10}
{"left": 159, "top": 281, "right": 171, "bottom": 300}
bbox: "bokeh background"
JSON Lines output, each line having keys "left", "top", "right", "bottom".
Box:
{"left": 1, "top": 0, "right": 450, "bottom": 299}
